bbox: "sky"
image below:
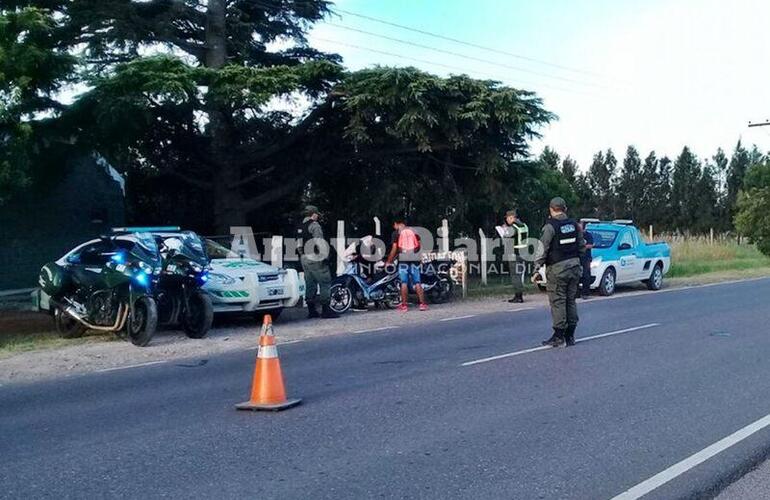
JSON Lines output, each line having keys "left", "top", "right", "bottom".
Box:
{"left": 308, "top": 0, "right": 770, "bottom": 170}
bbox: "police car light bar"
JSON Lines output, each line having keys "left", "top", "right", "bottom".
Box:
{"left": 611, "top": 219, "right": 634, "bottom": 225}
{"left": 580, "top": 218, "right": 601, "bottom": 223}
{"left": 111, "top": 226, "right": 182, "bottom": 233}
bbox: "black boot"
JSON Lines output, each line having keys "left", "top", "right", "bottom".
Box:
{"left": 565, "top": 325, "right": 576, "bottom": 346}
{"left": 508, "top": 293, "right": 524, "bottom": 304}
{"left": 321, "top": 304, "right": 340, "bottom": 319}
{"left": 307, "top": 302, "right": 320, "bottom": 319}
{"left": 542, "top": 328, "right": 566, "bottom": 347}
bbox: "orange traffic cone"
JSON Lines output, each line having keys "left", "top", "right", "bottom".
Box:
{"left": 236, "top": 315, "right": 301, "bottom": 412}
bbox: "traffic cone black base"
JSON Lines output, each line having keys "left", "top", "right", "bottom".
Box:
{"left": 236, "top": 398, "right": 302, "bottom": 412}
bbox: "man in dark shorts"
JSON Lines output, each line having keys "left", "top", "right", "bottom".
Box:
{"left": 386, "top": 218, "right": 428, "bottom": 312}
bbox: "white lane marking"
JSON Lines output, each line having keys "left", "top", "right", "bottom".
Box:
{"left": 611, "top": 412, "right": 770, "bottom": 500}
{"left": 511, "top": 307, "right": 535, "bottom": 312}
{"left": 462, "top": 345, "right": 551, "bottom": 366}
{"left": 576, "top": 323, "right": 660, "bottom": 344}
{"left": 352, "top": 326, "right": 399, "bottom": 334}
{"left": 440, "top": 314, "right": 477, "bottom": 322}
{"left": 461, "top": 323, "right": 661, "bottom": 367}
{"left": 280, "top": 339, "right": 304, "bottom": 345}
{"left": 97, "top": 361, "right": 166, "bottom": 373}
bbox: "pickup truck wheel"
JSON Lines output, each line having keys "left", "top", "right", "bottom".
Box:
{"left": 599, "top": 268, "right": 616, "bottom": 296}
{"left": 646, "top": 264, "right": 664, "bottom": 290}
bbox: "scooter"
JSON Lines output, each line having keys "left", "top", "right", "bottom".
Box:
{"left": 328, "top": 262, "right": 402, "bottom": 314}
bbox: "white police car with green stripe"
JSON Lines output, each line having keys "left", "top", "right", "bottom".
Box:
{"left": 204, "top": 240, "right": 304, "bottom": 319}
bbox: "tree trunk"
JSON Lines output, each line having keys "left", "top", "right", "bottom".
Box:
{"left": 206, "top": 0, "right": 246, "bottom": 233}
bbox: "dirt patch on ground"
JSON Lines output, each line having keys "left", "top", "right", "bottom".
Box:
{"left": 0, "top": 295, "right": 548, "bottom": 385}
{"left": 0, "top": 310, "right": 52, "bottom": 336}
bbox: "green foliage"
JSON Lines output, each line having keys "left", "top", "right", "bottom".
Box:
{"left": 736, "top": 160, "right": 770, "bottom": 256}
{"left": 338, "top": 68, "right": 553, "bottom": 165}
{"left": 0, "top": 6, "right": 76, "bottom": 203}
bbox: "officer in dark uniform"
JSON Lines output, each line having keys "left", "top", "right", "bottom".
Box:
{"left": 579, "top": 220, "right": 594, "bottom": 299}
{"left": 297, "top": 205, "right": 338, "bottom": 319}
{"left": 534, "top": 197, "right": 586, "bottom": 347}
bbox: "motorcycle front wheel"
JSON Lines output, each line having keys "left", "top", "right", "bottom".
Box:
{"left": 383, "top": 281, "right": 402, "bottom": 309}
{"left": 429, "top": 278, "right": 453, "bottom": 304}
{"left": 182, "top": 290, "right": 214, "bottom": 339}
{"left": 126, "top": 296, "right": 158, "bottom": 347}
{"left": 329, "top": 284, "right": 353, "bottom": 314}
{"left": 54, "top": 307, "right": 86, "bottom": 339}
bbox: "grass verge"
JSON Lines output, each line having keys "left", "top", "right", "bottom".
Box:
{"left": 667, "top": 239, "right": 770, "bottom": 278}
{"left": 0, "top": 330, "right": 117, "bottom": 358}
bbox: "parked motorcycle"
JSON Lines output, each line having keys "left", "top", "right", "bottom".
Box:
{"left": 39, "top": 232, "right": 161, "bottom": 346}
{"left": 415, "top": 259, "right": 455, "bottom": 304}
{"left": 153, "top": 230, "right": 214, "bottom": 338}
{"left": 329, "top": 262, "right": 402, "bottom": 314}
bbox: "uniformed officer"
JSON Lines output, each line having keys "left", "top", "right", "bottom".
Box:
{"left": 579, "top": 220, "right": 595, "bottom": 299}
{"left": 534, "top": 197, "right": 586, "bottom": 347}
{"left": 501, "top": 209, "right": 528, "bottom": 303}
{"left": 298, "top": 205, "right": 339, "bottom": 319}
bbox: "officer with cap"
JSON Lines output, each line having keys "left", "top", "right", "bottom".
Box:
{"left": 534, "top": 197, "right": 586, "bottom": 347}
{"left": 501, "top": 209, "right": 528, "bottom": 303}
{"left": 298, "top": 205, "right": 338, "bottom": 319}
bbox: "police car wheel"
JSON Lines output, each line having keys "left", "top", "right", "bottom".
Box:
{"left": 646, "top": 264, "right": 663, "bottom": 291}
{"left": 599, "top": 268, "right": 616, "bottom": 296}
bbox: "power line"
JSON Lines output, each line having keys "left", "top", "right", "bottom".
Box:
{"left": 332, "top": 6, "right": 610, "bottom": 80}
{"left": 325, "top": 22, "right": 614, "bottom": 89}
{"left": 748, "top": 120, "right": 770, "bottom": 128}
{"left": 313, "top": 36, "right": 601, "bottom": 99}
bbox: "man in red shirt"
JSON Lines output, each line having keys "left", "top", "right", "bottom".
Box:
{"left": 386, "top": 218, "right": 428, "bottom": 312}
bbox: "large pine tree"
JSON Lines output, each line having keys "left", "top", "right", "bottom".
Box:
{"left": 1, "top": 1, "right": 554, "bottom": 233}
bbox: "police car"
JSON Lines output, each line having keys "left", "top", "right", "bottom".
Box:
{"left": 203, "top": 239, "right": 304, "bottom": 319}
{"left": 536, "top": 220, "right": 671, "bottom": 296}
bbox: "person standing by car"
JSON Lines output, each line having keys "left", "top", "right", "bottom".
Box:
{"left": 500, "top": 209, "right": 528, "bottom": 303}
{"left": 579, "top": 220, "right": 594, "bottom": 299}
{"left": 298, "top": 205, "right": 338, "bottom": 319}
{"left": 386, "top": 218, "right": 428, "bottom": 312}
{"left": 534, "top": 197, "right": 586, "bottom": 347}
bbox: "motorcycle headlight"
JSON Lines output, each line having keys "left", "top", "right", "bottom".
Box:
{"left": 208, "top": 273, "right": 235, "bottom": 285}
{"left": 137, "top": 261, "right": 153, "bottom": 273}
{"left": 134, "top": 271, "right": 150, "bottom": 287}
{"left": 191, "top": 263, "right": 203, "bottom": 273}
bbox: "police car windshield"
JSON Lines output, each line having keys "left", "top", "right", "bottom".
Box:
{"left": 589, "top": 230, "right": 618, "bottom": 249}
{"left": 205, "top": 239, "right": 240, "bottom": 259}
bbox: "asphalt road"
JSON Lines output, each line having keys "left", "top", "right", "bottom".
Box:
{"left": 3, "top": 278, "right": 770, "bottom": 499}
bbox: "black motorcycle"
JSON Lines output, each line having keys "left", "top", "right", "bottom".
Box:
{"left": 152, "top": 230, "right": 214, "bottom": 338}
{"left": 39, "top": 232, "right": 161, "bottom": 346}
{"left": 414, "top": 259, "right": 454, "bottom": 304}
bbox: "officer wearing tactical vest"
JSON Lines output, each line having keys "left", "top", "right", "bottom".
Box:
{"left": 502, "top": 209, "right": 528, "bottom": 303}
{"left": 534, "top": 197, "right": 586, "bottom": 347}
{"left": 298, "top": 205, "right": 339, "bottom": 319}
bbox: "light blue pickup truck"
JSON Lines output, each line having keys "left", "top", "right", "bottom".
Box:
{"left": 537, "top": 220, "right": 672, "bottom": 296}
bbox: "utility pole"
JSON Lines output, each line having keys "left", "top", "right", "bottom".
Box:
{"left": 748, "top": 120, "right": 770, "bottom": 128}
